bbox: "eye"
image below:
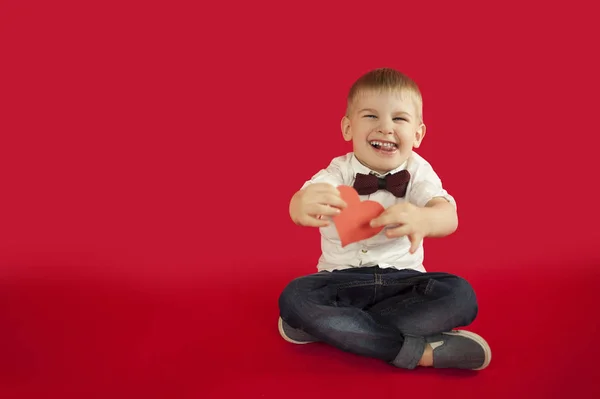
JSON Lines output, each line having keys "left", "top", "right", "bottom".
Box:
{"left": 364, "top": 114, "right": 377, "bottom": 119}
{"left": 393, "top": 117, "right": 408, "bottom": 122}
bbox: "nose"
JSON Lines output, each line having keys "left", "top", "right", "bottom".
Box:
{"left": 377, "top": 119, "right": 394, "bottom": 134}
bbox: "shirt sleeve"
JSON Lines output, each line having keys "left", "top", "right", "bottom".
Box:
{"left": 408, "top": 161, "right": 457, "bottom": 208}
{"left": 300, "top": 158, "right": 345, "bottom": 190}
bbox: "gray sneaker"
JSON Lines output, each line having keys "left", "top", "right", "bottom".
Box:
{"left": 278, "top": 317, "right": 318, "bottom": 344}
{"left": 428, "top": 330, "right": 491, "bottom": 370}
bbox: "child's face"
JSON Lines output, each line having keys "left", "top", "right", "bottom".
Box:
{"left": 341, "top": 89, "right": 425, "bottom": 174}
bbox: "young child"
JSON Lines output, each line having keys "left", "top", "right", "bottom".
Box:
{"left": 278, "top": 68, "right": 491, "bottom": 370}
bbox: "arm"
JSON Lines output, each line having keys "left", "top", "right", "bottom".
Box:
{"left": 289, "top": 183, "right": 347, "bottom": 227}
{"left": 289, "top": 188, "right": 308, "bottom": 225}
{"left": 370, "top": 159, "right": 458, "bottom": 253}
{"left": 420, "top": 197, "right": 458, "bottom": 238}
{"left": 370, "top": 197, "right": 457, "bottom": 252}
{"left": 290, "top": 160, "right": 346, "bottom": 227}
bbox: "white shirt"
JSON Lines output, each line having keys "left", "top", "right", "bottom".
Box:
{"left": 301, "top": 151, "right": 456, "bottom": 273}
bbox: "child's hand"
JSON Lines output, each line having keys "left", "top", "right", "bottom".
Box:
{"left": 289, "top": 183, "right": 347, "bottom": 227}
{"left": 370, "top": 202, "right": 428, "bottom": 254}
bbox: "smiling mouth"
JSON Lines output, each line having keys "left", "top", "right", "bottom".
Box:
{"left": 369, "top": 140, "right": 398, "bottom": 152}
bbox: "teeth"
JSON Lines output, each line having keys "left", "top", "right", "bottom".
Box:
{"left": 370, "top": 141, "right": 397, "bottom": 148}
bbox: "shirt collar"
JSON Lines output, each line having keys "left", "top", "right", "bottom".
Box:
{"left": 350, "top": 153, "right": 409, "bottom": 177}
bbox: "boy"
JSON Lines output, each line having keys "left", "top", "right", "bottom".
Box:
{"left": 277, "top": 68, "right": 491, "bottom": 370}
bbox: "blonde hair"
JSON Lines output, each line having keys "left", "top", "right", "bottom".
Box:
{"left": 345, "top": 68, "right": 423, "bottom": 122}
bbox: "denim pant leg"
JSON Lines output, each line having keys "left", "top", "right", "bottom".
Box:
{"left": 278, "top": 268, "right": 405, "bottom": 363}
{"left": 366, "top": 269, "right": 479, "bottom": 368}
{"left": 279, "top": 267, "right": 479, "bottom": 369}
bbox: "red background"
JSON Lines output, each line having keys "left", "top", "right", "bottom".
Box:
{"left": 1, "top": 1, "right": 599, "bottom": 398}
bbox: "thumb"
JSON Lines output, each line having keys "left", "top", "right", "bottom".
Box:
{"left": 408, "top": 233, "right": 424, "bottom": 254}
{"left": 370, "top": 209, "right": 389, "bottom": 227}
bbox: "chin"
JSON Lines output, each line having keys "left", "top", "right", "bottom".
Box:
{"left": 355, "top": 149, "right": 407, "bottom": 173}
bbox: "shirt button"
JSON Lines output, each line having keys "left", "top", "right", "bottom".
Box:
{"left": 361, "top": 249, "right": 368, "bottom": 253}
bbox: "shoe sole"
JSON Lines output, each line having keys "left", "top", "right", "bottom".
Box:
{"left": 444, "top": 330, "right": 492, "bottom": 370}
{"left": 278, "top": 317, "right": 315, "bottom": 345}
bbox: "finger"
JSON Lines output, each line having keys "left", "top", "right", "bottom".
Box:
{"left": 408, "top": 233, "right": 424, "bottom": 253}
{"left": 312, "top": 183, "right": 342, "bottom": 197}
{"left": 307, "top": 203, "right": 343, "bottom": 217}
{"left": 369, "top": 210, "right": 389, "bottom": 228}
{"left": 371, "top": 210, "right": 406, "bottom": 228}
{"left": 312, "top": 182, "right": 339, "bottom": 192}
{"left": 300, "top": 214, "right": 331, "bottom": 227}
{"left": 315, "top": 193, "right": 347, "bottom": 209}
{"left": 385, "top": 224, "right": 411, "bottom": 238}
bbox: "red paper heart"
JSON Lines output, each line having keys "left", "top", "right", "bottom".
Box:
{"left": 332, "top": 185, "right": 385, "bottom": 247}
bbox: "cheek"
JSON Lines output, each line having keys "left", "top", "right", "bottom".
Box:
{"left": 354, "top": 127, "right": 372, "bottom": 140}
{"left": 395, "top": 131, "right": 415, "bottom": 146}
{"left": 355, "top": 119, "right": 375, "bottom": 130}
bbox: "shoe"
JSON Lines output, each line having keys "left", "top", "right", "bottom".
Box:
{"left": 278, "top": 317, "right": 318, "bottom": 344}
{"left": 428, "top": 330, "right": 491, "bottom": 370}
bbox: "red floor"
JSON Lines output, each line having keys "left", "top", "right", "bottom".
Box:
{"left": 1, "top": 260, "right": 598, "bottom": 398}
{"left": 2, "top": 1, "right": 600, "bottom": 398}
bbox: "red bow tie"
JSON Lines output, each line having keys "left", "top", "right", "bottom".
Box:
{"left": 352, "top": 170, "right": 410, "bottom": 197}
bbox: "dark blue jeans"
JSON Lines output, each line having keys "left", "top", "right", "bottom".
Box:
{"left": 278, "top": 266, "right": 478, "bottom": 369}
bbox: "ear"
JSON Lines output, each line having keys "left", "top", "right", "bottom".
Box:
{"left": 412, "top": 123, "right": 426, "bottom": 148}
{"left": 341, "top": 116, "right": 352, "bottom": 142}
